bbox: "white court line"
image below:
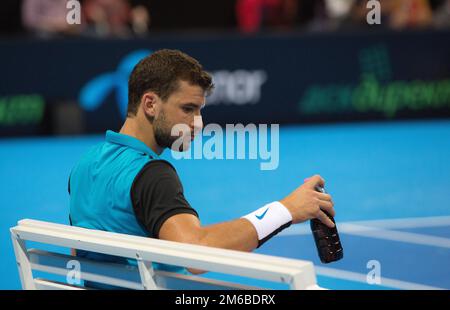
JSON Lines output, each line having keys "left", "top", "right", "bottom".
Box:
{"left": 315, "top": 266, "right": 445, "bottom": 290}
{"left": 279, "top": 215, "right": 450, "bottom": 248}
{"left": 338, "top": 224, "right": 450, "bottom": 248}
{"left": 347, "top": 216, "right": 450, "bottom": 229}
{"left": 281, "top": 215, "right": 450, "bottom": 236}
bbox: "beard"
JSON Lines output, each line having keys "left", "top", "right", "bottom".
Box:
{"left": 152, "top": 109, "right": 191, "bottom": 152}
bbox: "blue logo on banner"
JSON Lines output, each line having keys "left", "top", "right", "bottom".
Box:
{"left": 79, "top": 49, "right": 152, "bottom": 118}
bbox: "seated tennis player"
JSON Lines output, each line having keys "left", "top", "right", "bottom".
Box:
{"left": 68, "top": 49, "right": 335, "bottom": 284}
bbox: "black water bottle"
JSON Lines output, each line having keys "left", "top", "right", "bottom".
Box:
{"left": 310, "top": 185, "right": 343, "bottom": 263}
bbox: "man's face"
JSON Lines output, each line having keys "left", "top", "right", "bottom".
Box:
{"left": 152, "top": 80, "right": 205, "bottom": 151}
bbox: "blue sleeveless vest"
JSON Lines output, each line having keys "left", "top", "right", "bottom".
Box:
{"left": 69, "top": 130, "right": 185, "bottom": 288}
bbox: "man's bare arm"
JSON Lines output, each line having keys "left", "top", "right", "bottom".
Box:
{"left": 158, "top": 175, "right": 335, "bottom": 275}
{"left": 159, "top": 214, "right": 259, "bottom": 252}
{"left": 158, "top": 214, "right": 258, "bottom": 275}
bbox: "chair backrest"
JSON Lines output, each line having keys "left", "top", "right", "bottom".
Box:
{"left": 10, "top": 219, "right": 320, "bottom": 290}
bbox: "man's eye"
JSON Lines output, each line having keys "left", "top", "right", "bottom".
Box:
{"left": 182, "top": 107, "right": 194, "bottom": 113}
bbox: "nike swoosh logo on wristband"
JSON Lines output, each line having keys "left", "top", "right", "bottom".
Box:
{"left": 255, "top": 208, "right": 269, "bottom": 220}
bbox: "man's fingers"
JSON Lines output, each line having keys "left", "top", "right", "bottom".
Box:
{"left": 317, "top": 210, "right": 335, "bottom": 228}
{"left": 304, "top": 175, "right": 325, "bottom": 189}
{"left": 319, "top": 200, "right": 335, "bottom": 217}
{"left": 316, "top": 191, "right": 333, "bottom": 202}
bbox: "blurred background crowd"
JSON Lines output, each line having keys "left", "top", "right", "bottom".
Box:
{"left": 1, "top": 0, "right": 450, "bottom": 38}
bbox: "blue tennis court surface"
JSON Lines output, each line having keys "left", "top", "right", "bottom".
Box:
{"left": 1, "top": 119, "right": 449, "bottom": 289}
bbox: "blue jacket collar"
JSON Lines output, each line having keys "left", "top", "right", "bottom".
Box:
{"left": 105, "top": 130, "right": 160, "bottom": 159}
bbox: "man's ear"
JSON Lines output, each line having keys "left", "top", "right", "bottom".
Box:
{"left": 141, "top": 92, "right": 159, "bottom": 118}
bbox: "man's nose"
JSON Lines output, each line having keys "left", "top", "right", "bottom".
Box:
{"left": 193, "top": 115, "right": 203, "bottom": 132}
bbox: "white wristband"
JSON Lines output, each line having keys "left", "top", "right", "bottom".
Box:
{"left": 242, "top": 201, "right": 293, "bottom": 245}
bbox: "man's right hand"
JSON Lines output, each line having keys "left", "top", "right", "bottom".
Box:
{"left": 280, "top": 175, "right": 336, "bottom": 228}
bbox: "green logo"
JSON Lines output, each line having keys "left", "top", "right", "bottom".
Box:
{"left": 0, "top": 95, "right": 45, "bottom": 126}
{"left": 298, "top": 45, "right": 450, "bottom": 118}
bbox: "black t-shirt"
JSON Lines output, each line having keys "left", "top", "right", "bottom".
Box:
{"left": 131, "top": 160, "right": 199, "bottom": 238}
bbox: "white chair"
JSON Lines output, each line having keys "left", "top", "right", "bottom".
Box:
{"left": 10, "top": 219, "right": 322, "bottom": 290}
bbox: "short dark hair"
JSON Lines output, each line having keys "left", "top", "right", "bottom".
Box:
{"left": 127, "top": 49, "right": 214, "bottom": 116}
